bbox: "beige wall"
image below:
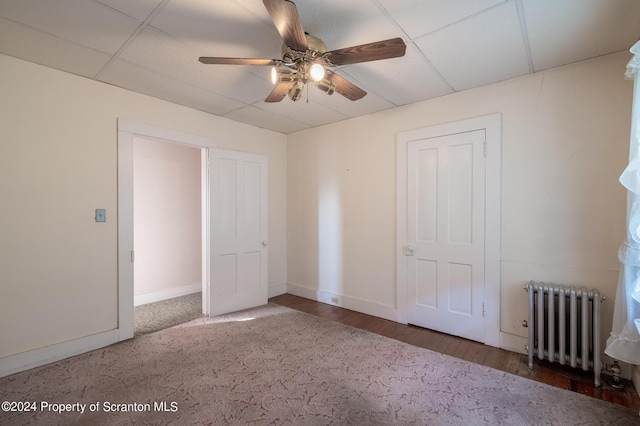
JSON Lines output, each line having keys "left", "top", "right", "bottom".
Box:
{"left": 0, "top": 54, "right": 287, "bottom": 358}
{"left": 0, "top": 48, "right": 633, "bottom": 363}
{"left": 287, "top": 51, "right": 631, "bottom": 349}
{"left": 133, "top": 137, "right": 201, "bottom": 298}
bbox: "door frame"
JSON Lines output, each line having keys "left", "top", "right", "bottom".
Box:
{"left": 396, "top": 113, "right": 502, "bottom": 348}
{"left": 117, "top": 119, "right": 215, "bottom": 340}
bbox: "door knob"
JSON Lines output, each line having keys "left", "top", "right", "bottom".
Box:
{"left": 262, "top": 241, "right": 268, "bottom": 248}
{"left": 404, "top": 244, "right": 415, "bottom": 256}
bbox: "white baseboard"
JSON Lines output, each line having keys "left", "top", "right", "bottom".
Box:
{"left": 134, "top": 282, "right": 201, "bottom": 306}
{"left": 0, "top": 329, "right": 120, "bottom": 378}
{"left": 500, "top": 332, "right": 527, "bottom": 355}
{"left": 286, "top": 283, "right": 397, "bottom": 322}
{"left": 269, "top": 283, "right": 287, "bottom": 298}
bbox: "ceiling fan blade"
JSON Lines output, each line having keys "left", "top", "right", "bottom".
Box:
{"left": 327, "top": 37, "right": 406, "bottom": 66}
{"left": 199, "top": 57, "right": 278, "bottom": 66}
{"left": 327, "top": 72, "right": 366, "bottom": 101}
{"left": 265, "top": 81, "right": 295, "bottom": 102}
{"left": 263, "top": 0, "right": 308, "bottom": 51}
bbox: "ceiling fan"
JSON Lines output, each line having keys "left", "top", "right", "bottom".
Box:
{"left": 199, "top": 0, "right": 406, "bottom": 103}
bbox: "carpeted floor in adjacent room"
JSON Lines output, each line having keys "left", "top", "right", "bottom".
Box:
{"left": 134, "top": 292, "right": 204, "bottom": 336}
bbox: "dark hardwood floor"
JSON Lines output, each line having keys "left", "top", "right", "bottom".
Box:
{"left": 269, "top": 293, "right": 640, "bottom": 411}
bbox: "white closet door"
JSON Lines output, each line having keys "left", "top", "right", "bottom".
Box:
{"left": 407, "top": 130, "right": 486, "bottom": 342}
{"left": 210, "top": 149, "right": 268, "bottom": 316}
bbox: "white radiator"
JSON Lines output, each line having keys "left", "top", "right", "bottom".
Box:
{"left": 526, "top": 281, "right": 603, "bottom": 387}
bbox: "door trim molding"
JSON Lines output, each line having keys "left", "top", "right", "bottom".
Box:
{"left": 117, "top": 119, "right": 216, "bottom": 340}
{"left": 396, "top": 113, "right": 502, "bottom": 348}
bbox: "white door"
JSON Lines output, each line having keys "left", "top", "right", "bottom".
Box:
{"left": 406, "top": 130, "right": 486, "bottom": 342}
{"left": 209, "top": 149, "right": 268, "bottom": 316}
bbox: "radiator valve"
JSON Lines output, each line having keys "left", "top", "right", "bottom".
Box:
{"left": 610, "top": 361, "right": 624, "bottom": 389}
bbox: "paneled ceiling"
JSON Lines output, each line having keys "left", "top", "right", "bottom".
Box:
{"left": 1, "top": 0, "right": 639, "bottom": 134}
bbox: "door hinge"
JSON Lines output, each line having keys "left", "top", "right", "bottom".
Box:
{"left": 482, "top": 302, "right": 486, "bottom": 317}
{"left": 130, "top": 250, "right": 135, "bottom": 263}
{"left": 483, "top": 141, "right": 487, "bottom": 158}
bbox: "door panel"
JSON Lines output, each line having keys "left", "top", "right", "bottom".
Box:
{"left": 448, "top": 263, "right": 472, "bottom": 315}
{"left": 407, "top": 130, "right": 485, "bottom": 342}
{"left": 417, "top": 148, "right": 438, "bottom": 242}
{"left": 218, "top": 254, "right": 237, "bottom": 296}
{"left": 244, "top": 162, "right": 262, "bottom": 236}
{"left": 448, "top": 144, "right": 473, "bottom": 244}
{"left": 210, "top": 149, "right": 268, "bottom": 316}
{"left": 238, "top": 251, "right": 261, "bottom": 291}
{"left": 416, "top": 259, "right": 437, "bottom": 307}
{"left": 219, "top": 158, "right": 237, "bottom": 238}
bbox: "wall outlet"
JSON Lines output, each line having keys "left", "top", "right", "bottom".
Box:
{"left": 330, "top": 296, "right": 339, "bottom": 305}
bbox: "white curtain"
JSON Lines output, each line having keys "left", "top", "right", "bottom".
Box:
{"left": 605, "top": 41, "right": 640, "bottom": 365}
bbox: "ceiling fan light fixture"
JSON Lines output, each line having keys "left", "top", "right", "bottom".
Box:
{"left": 272, "top": 67, "right": 296, "bottom": 83}
{"left": 316, "top": 78, "right": 335, "bottom": 95}
{"left": 309, "top": 62, "right": 325, "bottom": 82}
{"left": 288, "top": 81, "right": 305, "bottom": 101}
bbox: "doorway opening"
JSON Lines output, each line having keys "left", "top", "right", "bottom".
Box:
{"left": 132, "top": 136, "right": 204, "bottom": 336}
{"left": 117, "top": 120, "right": 269, "bottom": 340}
{"left": 117, "top": 119, "right": 215, "bottom": 340}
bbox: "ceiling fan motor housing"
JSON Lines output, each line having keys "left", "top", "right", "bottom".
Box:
{"left": 279, "top": 33, "right": 334, "bottom": 95}
{"left": 281, "top": 33, "right": 327, "bottom": 57}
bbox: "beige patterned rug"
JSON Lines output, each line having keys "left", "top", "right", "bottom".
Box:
{"left": 1, "top": 303, "right": 638, "bottom": 425}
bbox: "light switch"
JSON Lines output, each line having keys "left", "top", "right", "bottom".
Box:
{"left": 95, "top": 209, "right": 106, "bottom": 222}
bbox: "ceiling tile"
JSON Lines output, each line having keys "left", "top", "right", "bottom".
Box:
{"left": 301, "top": 85, "right": 396, "bottom": 118}
{"left": 379, "top": 0, "right": 506, "bottom": 39}
{"left": 340, "top": 45, "right": 453, "bottom": 106}
{"left": 228, "top": 0, "right": 278, "bottom": 26}
{"left": 0, "top": 17, "right": 111, "bottom": 78}
{"left": 95, "top": 0, "right": 164, "bottom": 22}
{"left": 98, "top": 59, "right": 245, "bottom": 115}
{"left": 224, "top": 105, "right": 312, "bottom": 134}
{"left": 149, "top": 0, "right": 282, "bottom": 59}
{"left": 233, "top": 0, "right": 402, "bottom": 51}
{"left": 415, "top": 1, "right": 530, "bottom": 91}
{"left": 118, "top": 27, "right": 270, "bottom": 104}
{"left": 522, "top": 0, "right": 640, "bottom": 71}
{"left": 256, "top": 94, "right": 351, "bottom": 127}
{"left": 288, "top": 0, "right": 403, "bottom": 52}
{"left": 0, "top": 0, "right": 140, "bottom": 54}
